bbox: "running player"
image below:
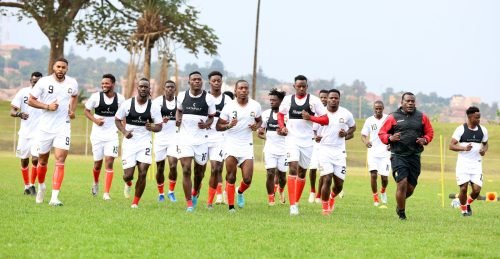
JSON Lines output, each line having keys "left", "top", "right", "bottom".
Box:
{"left": 309, "top": 89, "right": 328, "bottom": 203}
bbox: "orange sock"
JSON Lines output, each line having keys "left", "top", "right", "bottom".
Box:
{"left": 316, "top": 190, "right": 321, "bottom": 199}
{"left": 157, "top": 183, "right": 164, "bottom": 194}
{"left": 126, "top": 181, "right": 133, "bottom": 187}
{"left": 30, "top": 165, "right": 37, "bottom": 185}
{"left": 322, "top": 200, "right": 330, "bottom": 211}
{"left": 373, "top": 193, "right": 379, "bottom": 202}
{"left": 52, "top": 163, "right": 65, "bottom": 191}
{"left": 21, "top": 167, "right": 29, "bottom": 185}
{"left": 295, "top": 177, "right": 306, "bottom": 202}
{"left": 460, "top": 204, "right": 467, "bottom": 212}
{"left": 226, "top": 183, "right": 235, "bottom": 206}
{"left": 92, "top": 168, "right": 100, "bottom": 184}
{"left": 186, "top": 199, "right": 193, "bottom": 208}
{"left": 104, "top": 170, "right": 113, "bottom": 193}
{"left": 169, "top": 180, "right": 176, "bottom": 192}
{"left": 132, "top": 196, "right": 140, "bottom": 205}
{"left": 287, "top": 175, "right": 297, "bottom": 205}
{"left": 381, "top": 187, "right": 386, "bottom": 193}
{"left": 207, "top": 187, "right": 216, "bottom": 205}
{"left": 37, "top": 165, "right": 47, "bottom": 184}
{"left": 238, "top": 181, "right": 250, "bottom": 194}
{"left": 467, "top": 197, "right": 474, "bottom": 205}
{"left": 216, "top": 182, "right": 222, "bottom": 195}
{"left": 268, "top": 194, "right": 275, "bottom": 203}
{"left": 329, "top": 192, "right": 337, "bottom": 209}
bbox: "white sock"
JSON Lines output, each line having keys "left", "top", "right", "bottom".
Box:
{"left": 25, "top": 185, "right": 30, "bottom": 189}
{"left": 39, "top": 183, "right": 46, "bottom": 190}
{"left": 51, "top": 190, "right": 60, "bottom": 201}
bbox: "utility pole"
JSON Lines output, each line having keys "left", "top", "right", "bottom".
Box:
{"left": 251, "top": 0, "right": 261, "bottom": 100}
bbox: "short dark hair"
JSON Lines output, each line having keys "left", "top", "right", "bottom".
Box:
{"left": 319, "top": 89, "right": 329, "bottom": 95}
{"left": 269, "top": 88, "right": 285, "bottom": 101}
{"left": 102, "top": 73, "right": 116, "bottom": 83}
{"left": 401, "top": 92, "right": 415, "bottom": 100}
{"left": 223, "top": 91, "right": 234, "bottom": 100}
{"left": 31, "top": 71, "right": 42, "bottom": 78}
{"left": 165, "top": 80, "right": 176, "bottom": 85}
{"left": 235, "top": 79, "right": 248, "bottom": 87}
{"left": 329, "top": 89, "right": 341, "bottom": 97}
{"left": 208, "top": 71, "right": 223, "bottom": 79}
{"left": 374, "top": 100, "right": 384, "bottom": 106}
{"left": 466, "top": 106, "right": 480, "bottom": 116}
{"left": 189, "top": 71, "right": 202, "bottom": 78}
{"left": 294, "top": 75, "right": 308, "bottom": 82}
{"left": 55, "top": 57, "right": 68, "bottom": 65}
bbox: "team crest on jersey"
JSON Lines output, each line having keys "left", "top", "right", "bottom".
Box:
{"left": 68, "top": 88, "right": 73, "bottom": 94}
{"left": 250, "top": 111, "right": 255, "bottom": 117}
{"left": 339, "top": 118, "right": 345, "bottom": 124}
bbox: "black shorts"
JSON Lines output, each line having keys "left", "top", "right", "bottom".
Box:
{"left": 391, "top": 154, "right": 421, "bottom": 186}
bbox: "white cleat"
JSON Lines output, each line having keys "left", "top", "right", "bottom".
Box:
{"left": 374, "top": 201, "right": 380, "bottom": 207}
{"left": 315, "top": 197, "right": 321, "bottom": 204}
{"left": 36, "top": 186, "right": 46, "bottom": 204}
{"left": 215, "top": 194, "right": 223, "bottom": 205}
{"left": 131, "top": 204, "right": 138, "bottom": 209}
{"left": 290, "top": 205, "right": 299, "bottom": 216}
{"left": 381, "top": 192, "right": 387, "bottom": 204}
{"left": 49, "top": 199, "right": 63, "bottom": 206}
{"left": 91, "top": 183, "right": 99, "bottom": 196}
{"left": 103, "top": 193, "right": 111, "bottom": 200}
{"left": 124, "top": 184, "right": 131, "bottom": 199}
{"left": 308, "top": 192, "right": 316, "bottom": 203}
{"left": 338, "top": 190, "right": 344, "bottom": 199}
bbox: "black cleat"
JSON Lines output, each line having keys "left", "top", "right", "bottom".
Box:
{"left": 24, "top": 188, "right": 31, "bottom": 195}
{"left": 396, "top": 208, "right": 407, "bottom": 220}
{"left": 29, "top": 185, "right": 37, "bottom": 196}
{"left": 466, "top": 204, "right": 472, "bottom": 216}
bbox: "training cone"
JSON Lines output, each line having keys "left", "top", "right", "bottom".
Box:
{"left": 485, "top": 192, "right": 498, "bottom": 202}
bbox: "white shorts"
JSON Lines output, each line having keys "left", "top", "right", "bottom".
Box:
{"left": 177, "top": 143, "right": 208, "bottom": 166}
{"left": 367, "top": 156, "right": 391, "bottom": 177}
{"left": 122, "top": 141, "right": 152, "bottom": 169}
{"left": 38, "top": 131, "right": 71, "bottom": 154}
{"left": 318, "top": 146, "right": 347, "bottom": 180}
{"left": 226, "top": 154, "right": 254, "bottom": 167}
{"left": 456, "top": 164, "right": 483, "bottom": 187}
{"left": 264, "top": 152, "right": 288, "bottom": 172}
{"left": 309, "top": 145, "right": 320, "bottom": 170}
{"left": 456, "top": 173, "right": 483, "bottom": 187}
{"left": 91, "top": 138, "right": 119, "bottom": 161}
{"left": 286, "top": 142, "right": 313, "bottom": 169}
{"left": 154, "top": 141, "right": 178, "bottom": 162}
{"left": 208, "top": 144, "right": 225, "bottom": 162}
{"left": 16, "top": 136, "right": 38, "bottom": 159}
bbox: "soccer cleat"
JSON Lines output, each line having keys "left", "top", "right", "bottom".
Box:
{"left": 396, "top": 208, "right": 407, "bottom": 220}
{"left": 192, "top": 195, "right": 199, "bottom": 208}
{"left": 290, "top": 205, "right": 299, "bottom": 215}
{"left": 215, "top": 194, "right": 223, "bottom": 205}
{"left": 381, "top": 192, "right": 387, "bottom": 204}
{"left": 167, "top": 192, "right": 177, "bottom": 202}
{"left": 308, "top": 192, "right": 316, "bottom": 203}
{"left": 103, "top": 193, "right": 111, "bottom": 200}
{"left": 123, "top": 184, "right": 131, "bottom": 199}
{"left": 237, "top": 193, "right": 245, "bottom": 208}
{"left": 315, "top": 197, "right": 321, "bottom": 204}
{"left": 24, "top": 188, "right": 31, "bottom": 195}
{"left": 269, "top": 201, "right": 275, "bottom": 206}
{"left": 49, "top": 199, "right": 63, "bottom": 206}
{"left": 158, "top": 194, "right": 165, "bottom": 202}
{"left": 322, "top": 209, "right": 331, "bottom": 216}
{"left": 329, "top": 198, "right": 336, "bottom": 212}
{"left": 373, "top": 194, "right": 380, "bottom": 206}
{"left": 466, "top": 204, "right": 472, "bottom": 216}
{"left": 461, "top": 211, "right": 469, "bottom": 217}
{"left": 186, "top": 207, "right": 194, "bottom": 213}
{"left": 207, "top": 204, "right": 214, "bottom": 210}
{"left": 29, "top": 185, "right": 36, "bottom": 196}
{"left": 338, "top": 190, "right": 345, "bottom": 198}
{"left": 36, "top": 186, "right": 46, "bottom": 204}
{"left": 131, "top": 204, "right": 138, "bottom": 209}
{"left": 279, "top": 192, "right": 286, "bottom": 204}
{"left": 92, "top": 183, "right": 99, "bottom": 196}
{"left": 374, "top": 201, "right": 380, "bottom": 207}
{"left": 228, "top": 208, "right": 236, "bottom": 213}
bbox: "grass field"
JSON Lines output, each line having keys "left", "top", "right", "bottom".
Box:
{"left": 1, "top": 101, "right": 499, "bottom": 257}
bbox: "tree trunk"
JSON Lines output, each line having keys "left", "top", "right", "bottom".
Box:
{"left": 156, "top": 56, "right": 169, "bottom": 98}
{"left": 143, "top": 46, "right": 152, "bottom": 80}
{"left": 48, "top": 38, "right": 65, "bottom": 74}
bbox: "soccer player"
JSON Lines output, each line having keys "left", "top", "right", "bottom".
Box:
{"left": 379, "top": 92, "right": 434, "bottom": 220}
{"left": 10, "top": 71, "right": 42, "bottom": 195}
{"left": 309, "top": 89, "right": 328, "bottom": 203}
{"left": 84, "top": 74, "right": 124, "bottom": 200}
{"left": 277, "top": 75, "right": 328, "bottom": 215}
{"left": 216, "top": 80, "right": 262, "bottom": 212}
{"left": 205, "top": 71, "right": 231, "bottom": 208}
{"left": 310, "top": 89, "right": 356, "bottom": 215}
{"left": 115, "top": 78, "right": 162, "bottom": 208}
{"left": 258, "top": 88, "right": 287, "bottom": 205}
{"left": 361, "top": 100, "right": 390, "bottom": 207}
{"left": 176, "top": 71, "right": 216, "bottom": 212}
{"left": 152, "top": 80, "right": 179, "bottom": 202}
{"left": 28, "top": 58, "right": 78, "bottom": 206}
{"left": 449, "top": 106, "right": 488, "bottom": 216}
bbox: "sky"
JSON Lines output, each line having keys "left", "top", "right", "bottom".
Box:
{"left": 1, "top": 0, "right": 499, "bottom": 104}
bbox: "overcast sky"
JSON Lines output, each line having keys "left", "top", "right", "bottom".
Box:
{"left": 1, "top": 0, "right": 499, "bottom": 104}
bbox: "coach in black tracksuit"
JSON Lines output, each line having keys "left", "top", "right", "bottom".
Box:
{"left": 378, "top": 92, "right": 434, "bottom": 220}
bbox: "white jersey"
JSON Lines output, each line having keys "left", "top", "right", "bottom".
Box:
{"left": 152, "top": 95, "right": 177, "bottom": 145}
{"left": 361, "top": 114, "right": 390, "bottom": 158}
{"left": 452, "top": 124, "right": 488, "bottom": 171}
{"left": 261, "top": 109, "right": 286, "bottom": 155}
{"left": 206, "top": 93, "right": 231, "bottom": 144}
{"left": 115, "top": 98, "right": 163, "bottom": 146}
{"left": 278, "top": 94, "right": 327, "bottom": 147}
{"left": 11, "top": 87, "right": 42, "bottom": 138}
{"left": 319, "top": 106, "right": 355, "bottom": 158}
{"left": 220, "top": 99, "right": 262, "bottom": 156}
{"left": 85, "top": 92, "right": 125, "bottom": 141}
{"left": 30, "top": 74, "right": 78, "bottom": 134}
{"left": 177, "top": 90, "right": 216, "bottom": 145}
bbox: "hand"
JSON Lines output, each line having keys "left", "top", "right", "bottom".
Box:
{"left": 479, "top": 146, "right": 486, "bottom": 156}
{"left": 248, "top": 123, "right": 258, "bottom": 131}
{"left": 145, "top": 119, "right": 154, "bottom": 131}
{"left": 229, "top": 118, "right": 238, "bottom": 128}
{"left": 124, "top": 129, "right": 133, "bottom": 139}
{"left": 365, "top": 142, "right": 372, "bottom": 148}
{"left": 315, "top": 135, "right": 322, "bottom": 143}
{"left": 198, "top": 119, "right": 208, "bottom": 129}
{"left": 278, "top": 127, "right": 288, "bottom": 136}
{"left": 257, "top": 128, "right": 265, "bottom": 138}
{"left": 19, "top": 112, "right": 29, "bottom": 120}
{"left": 463, "top": 143, "right": 473, "bottom": 152}
{"left": 338, "top": 129, "right": 347, "bottom": 138}
{"left": 416, "top": 137, "right": 427, "bottom": 146}
{"left": 162, "top": 116, "right": 169, "bottom": 123}
{"left": 176, "top": 119, "right": 181, "bottom": 127}
{"left": 68, "top": 110, "right": 76, "bottom": 119}
{"left": 94, "top": 117, "right": 104, "bottom": 126}
{"left": 47, "top": 100, "right": 59, "bottom": 111}
{"left": 301, "top": 110, "right": 311, "bottom": 120}
{"left": 389, "top": 132, "right": 401, "bottom": 142}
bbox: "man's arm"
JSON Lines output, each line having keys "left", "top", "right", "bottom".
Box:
{"left": 10, "top": 106, "right": 29, "bottom": 120}
{"left": 378, "top": 115, "right": 396, "bottom": 144}
{"left": 361, "top": 134, "right": 371, "bottom": 148}
{"left": 115, "top": 118, "right": 133, "bottom": 139}
{"left": 420, "top": 114, "right": 434, "bottom": 144}
{"left": 28, "top": 94, "right": 58, "bottom": 111}
{"left": 68, "top": 95, "right": 77, "bottom": 119}
{"left": 449, "top": 138, "right": 471, "bottom": 152}
{"left": 302, "top": 111, "right": 329, "bottom": 126}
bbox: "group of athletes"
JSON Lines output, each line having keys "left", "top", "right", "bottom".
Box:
{"left": 10, "top": 58, "right": 489, "bottom": 218}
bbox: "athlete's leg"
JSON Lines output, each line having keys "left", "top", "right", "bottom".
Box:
{"left": 225, "top": 156, "right": 238, "bottom": 210}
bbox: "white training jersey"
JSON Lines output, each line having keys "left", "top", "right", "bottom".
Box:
{"left": 206, "top": 93, "right": 231, "bottom": 144}
{"left": 11, "top": 87, "right": 42, "bottom": 138}
{"left": 452, "top": 124, "right": 488, "bottom": 169}
{"left": 361, "top": 114, "right": 390, "bottom": 158}
{"left": 30, "top": 74, "right": 78, "bottom": 134}
{"left": 152, "top": 95, "right": 177, "bottom": 145}
{"left": 319, "top": 106, "right": 356, "bottom": 158}
{"left": 85, "top": 92, "right": 125, "bottom": 141}
{"left": 115, "top": 98, "right": 163, "bottom": 145}
{"left": 261, "top": 109, "right": 286, "bottom": 155}
{"left": 177, "top": 90, "right": 216, "bottom": 145}
{"left": 278, "top": 94, "right": 327, "bottom": 147}
{"left": 220, "top": 99, "right": 262, "bottom": 155}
